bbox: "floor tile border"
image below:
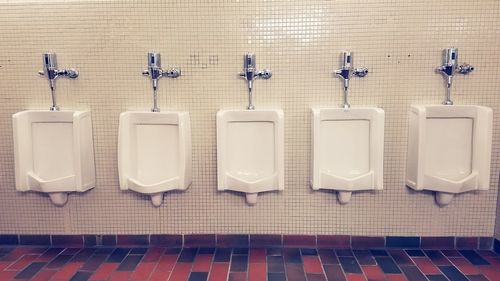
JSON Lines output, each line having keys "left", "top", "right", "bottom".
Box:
{"left": 0, "top": 234, "right": 496, "bottom": 251}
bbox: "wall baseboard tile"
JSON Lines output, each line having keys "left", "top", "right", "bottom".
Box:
{"left": 0, "top": 234, "right": 495, "bottom": 250}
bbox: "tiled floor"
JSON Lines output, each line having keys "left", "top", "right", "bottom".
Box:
{"left": 0, "top": 246, "right": 498, "bottom": 281}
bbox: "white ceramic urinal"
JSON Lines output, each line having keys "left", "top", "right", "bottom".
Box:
{"left": 118, "top": 111, "right": 191, "bottom": 207}
{"left": 406, "top": 105, "right": 493, "bottom": 206}
{"left": 217, "top": 109, "right": 284, "bottom": 205}
{"left": 311, "top": 107, "right": 385, "bottom": 204}
{"left": 13, "top": 110, "right": 95, "bottom": 206}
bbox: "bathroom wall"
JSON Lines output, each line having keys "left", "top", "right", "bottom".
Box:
{"left": 0, "top": 0, "right": 499, "bottom": 236}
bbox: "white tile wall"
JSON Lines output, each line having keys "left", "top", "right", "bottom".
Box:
{"left": 0, "top": 0, "right": 499, "bottom": 235}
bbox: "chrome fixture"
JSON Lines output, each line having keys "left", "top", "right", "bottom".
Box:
{"left": 239, "top": 53, "right": 272, "bottom": 110}
{"left": 38, "top": 53, "right": 79, "bottom": 111}
{"left": 142, "top": 52, "right": 181, "bottom": 112}
{"left": 334, "top": 51, "right": 368, "bottom": 110}
{"left": 436, "top": 48, "right": 474, "bottom": 105}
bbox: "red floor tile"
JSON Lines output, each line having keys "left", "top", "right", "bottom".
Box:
{"left": 448, "top": 257, "right": 480, "bottom": 275}
{"left": 7, "top": 254, "right": 39, "bottom": 270}
{"left": 143, "top": 247, "right": 166, "bottom": 262}
{"left": 411, "top": 257, "right": 441, "bottom": 274}
{"left": 248, "top": 262, "right": 266, "bottom": 281}
{"left": 346, "top": 273, "right": 367, "bottom": 281}
{"left": 249, "top": 248, "right": 266, "bottom": 263}
{"left": 31, "top": 270, "right": 57, "bottom": 281}
{"left": 89, "top": 263, "right": 120, "bottom": 280}
{"left": 130, "top": 262, "right": 157, "bottom": 280}
{"left": 209, "top": 263, "right": 230, "bottom": 281}
{"left": 384, "top": 274, "right": 408, "bottom": 281}
{"left": 50, "top": 262, "right": 83, "bottom": 281}
{"left": 361, "top": 265, "right": 385, "bottom": 281}
{"left": 168, "top": 262, "right": 192, "bottom": 281}
{"left": 150, "top": 269, "right": 171, "bottom": 281}
{"left": 0, "top": 270, "right": 18, "bottom": 281}
{"left": 0, "top": 262, "right": 11, "bottom": 271}
{"left": 192, "top": 254, "right": 213, "bottom": 272}
{"left": 303, "top": 255, "right": 323, "bottom": 274}
{"left": 157, "top": 255, "right": 179, "bottom": 272}
{"left": 478, "top": 265, "right": 500, "bottom": 281}
{"left": 109, "top": 271, "right": 131, "bottom": 281}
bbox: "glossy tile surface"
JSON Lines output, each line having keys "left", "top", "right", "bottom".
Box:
{"left": 0, "top": 246, "right": 498, "bottom": 280}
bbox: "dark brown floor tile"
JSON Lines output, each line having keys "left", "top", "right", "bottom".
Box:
{"left": 268, "top": 256, "right": 285, "bottom": 272}
{"left": 19, "top": 235, "right": 51, "bottom": 246}
{"left": 441, "top": 249, "right": 461, "bottom": 257}
{"left": 388, "top": 249, "right": 413, "bottom": 265}
{"left": 353, "top": 250, "right": 376, "bottom": 265}
{"left": 117, "top": 255, "right": 143, "bottom": 271}
{"left": 117, "top": 235, "right": 149, "bottom": 246}
{"left": 318, "top": 249, "right": 339, "bottom": 265}
{"left": 456, "top": 237, "right": 478, "bottom": 249}
{"left": 217, "top": 235, "right": 249, "bottom": 247}
{"left": 230, "top": 255, "right": 248, "bottom": 272}
{"left": 250, "top": 235, "right": 282, "bottom": 248}
{"left": 102, "top": 235, "right": 117, "bottom": 246}
{"left": 14, "top": 262, "right": 46, "bottom": 279}
{"left": 52, "top": 235, "right": 83, "bottom": 247}
{"left": 45, "top": 255, "right": 73, "bottom": 269}
{"left": 286, "top": 263, "right": 307, "bottom": 281}
{"left": 177, "top": 248, "right": 198, "bottom": 262}
{"left": 400, "top": 265, "right": 427, "bottom": 281}
{"left": 317, "top": 235, "right": 350, "bottom": 249}
{"left": 150, "top": 234, "right": 182, "bottom": 247}
{"left": 283, "top": 235, "right": 316, "bottom": 248}
{"left": 0, "top": 235, "right": 18, "bottom": 245}
{"left": 324, "top": 264, "right": 347, "bottom": 281}
{"left": 351, "top": 236, "right": 385, "bottom": 249}
{"left": 424, "top": 250, "right": 451, "bottom": 266}
{"left": 421, "top": 237, "right": 454, "bottom": 249}
{"left": 185, "top": 235, "right": 216, "bottom": 247}
{"left": 71, "top": 248, "right": 96, "bottom": 262}
{"left": 283, "top": 248, "right": 302, "bottom": 264}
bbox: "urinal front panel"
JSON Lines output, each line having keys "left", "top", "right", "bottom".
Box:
{"left": 12, "top": 110, "right": 95, "bottom": 193}
{"left": 406, "top": 105, "right": 493, "bottom": 193}
{"left": 118, "top": 111, "right": 192, "bottom": 193}
{"left": 32, "top": 122, "right": 75, "bottom": 182}
{"left": 320, "top": 120, "right": 370, "bottom": 178}
{"left": 226, "top": 121, "right": 275, "bottom": 182}
{"left": 311, "top": 107, "right": 384, "bottom": 191}
{"left": 217, "top": 109, "right": 284, "bottom": 193}
{"left": 133, "top": 124, "right": 179, "bottom": 185}
{"left": 424, "top": 117, "right": 473, "bottom": 181}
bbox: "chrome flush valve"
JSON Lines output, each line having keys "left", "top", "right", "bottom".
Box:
{"left": 334, "top": 51, "right": 368, "bottom": 110}
{"left": 436, "top": 48, "right": 474, "bottom": 105}
{"left": 239, "top": 53, "right": 272, "bottom": 110}
{"left": 38, "top": 53, "right": 79, "bottom": 111}
{"left": 142, "top": 52, "right": 181, "bottom": 112}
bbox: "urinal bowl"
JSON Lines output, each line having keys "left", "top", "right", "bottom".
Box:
{"left": 118, "top": 111, "right": 192, "bottom": 207}
{"left": 406, "top": 105, "right": 493, "bottom": 206}
{"left": 311, "top": 107, "right": 385, "bottom": 204}
{"left": 12, "top": 110, "right": 95, "bottom": 206}
{"left": 217, "top": 109, "right": 284, "bottom": 205}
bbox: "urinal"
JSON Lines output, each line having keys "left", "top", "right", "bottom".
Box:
{"left": 12, "top": 110, "right": 96, "bottom": 206}
{"left": 311, "top": 107, "right": 385, "bottom": 204}
{"left": 406, "top": 105, "right": 493, "bottom": 206}
{"left": 118, "top": 111, "right": 191, "bottom": 207}
{"left": 217, "top": 109, "right": 284, "bottom": 205}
